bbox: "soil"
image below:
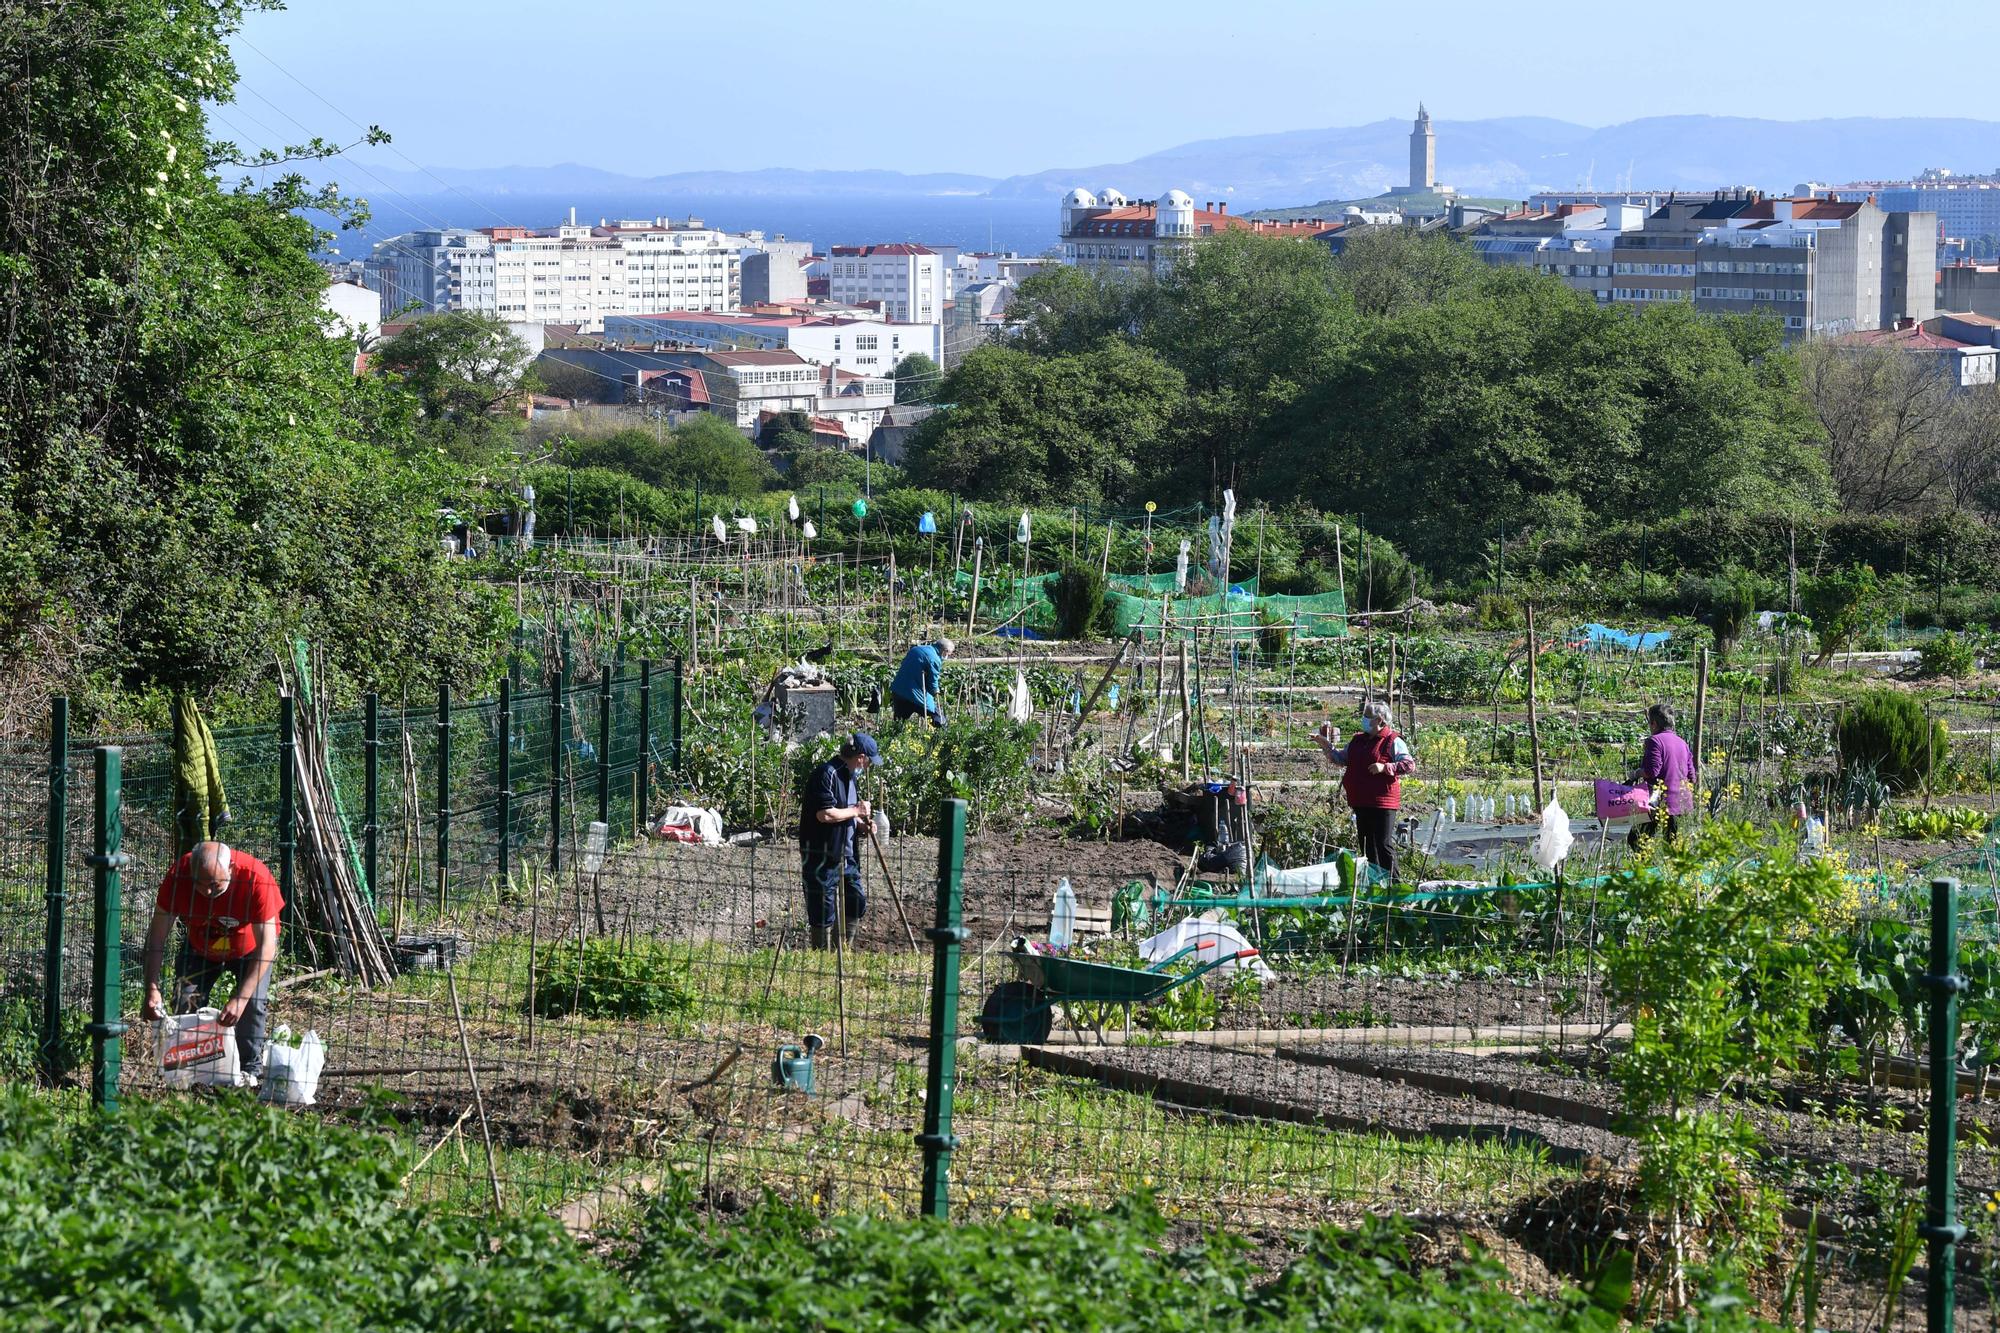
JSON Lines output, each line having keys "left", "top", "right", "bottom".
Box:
{"left": 1023, "top": 1043, "right": 1633, "bottom": 1170}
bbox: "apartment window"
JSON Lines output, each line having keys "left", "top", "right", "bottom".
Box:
{"left": 856, "top": 334, "right": 879, "bottom": 350}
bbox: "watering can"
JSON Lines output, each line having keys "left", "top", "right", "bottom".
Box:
{"left": 772, "top": 1034, "right": 826, "bottom": 1093}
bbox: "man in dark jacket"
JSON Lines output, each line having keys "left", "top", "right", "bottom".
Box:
{"left": 1314, "top": 700, "right": 1416, "bottom": 884}
{"left": 798, "top": 732, "right": 879, "bottom": 948}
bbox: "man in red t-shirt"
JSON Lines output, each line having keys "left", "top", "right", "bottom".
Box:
{"left": 141, "top": 841, "right": 285, "bottom": 1079}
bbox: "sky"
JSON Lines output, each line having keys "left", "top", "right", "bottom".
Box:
{"left": 230, "top": 0, "right": 1994, "bottom": 179}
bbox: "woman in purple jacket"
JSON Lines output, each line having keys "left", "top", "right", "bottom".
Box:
{"left": 1630, "top": 703, "right": 1697, "bottom": 847}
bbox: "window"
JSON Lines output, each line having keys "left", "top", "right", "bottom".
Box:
{"left": 856, "top": 334, "right": 879, "bottom": 350}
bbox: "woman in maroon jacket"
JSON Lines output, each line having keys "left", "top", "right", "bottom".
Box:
{"left": 1314, "top": 700, "right": 1417, "bottom": 884}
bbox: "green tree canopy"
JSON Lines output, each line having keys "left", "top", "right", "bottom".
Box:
{"left": 0, "top": 0, "right": 502, "bottom": 715}
{"left": 904, "top": 340, "right": 1184, "bottom": 506}
{"left": 374, "top": 312, "right": 535, "bottom": 463}
{"left": 890, "top": 352, "right": 940, "bottom": 404}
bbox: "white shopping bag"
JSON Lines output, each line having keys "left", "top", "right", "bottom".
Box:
{"left": 158, "top": 1007, "right": 244, "bottom": 1089}
{"left": 260, "top": 1026, "right": 327, "bottom": 1106}
{"left": 1533, "top": 799, "right": 1575, "bottom": 872}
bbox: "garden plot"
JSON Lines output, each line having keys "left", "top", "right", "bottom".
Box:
{"left": 1280, "top": 1045, "right": 2000, "bottom": 1217}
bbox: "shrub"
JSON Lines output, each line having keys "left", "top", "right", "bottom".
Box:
{"left": 1837, "top": 688, "right": 1947, "bottom": 793}
{"left": 1475, "top": 593, "right": 1521, "bottom": 630}
{"left": 1918, "top": 632, "right": 1977, "bottom": 680}
{"left": 1049, "top": 562, "right": 1114, "bottom": 639}
{"left": 1256, "top": 611, "right": 1291, "bottom": 662}
{"left": 1707, "top": 567, "right": 1761, "bottom": 655}
{"left": 533, "top": 937, "right": 698, "bottom": 1021}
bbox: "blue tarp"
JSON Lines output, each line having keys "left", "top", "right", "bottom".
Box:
{"left": 994, "top": 625, "right": 1046, "bottom": 640}
{"left": 1577, "top": 623, "right": 1672, "bottom": 651}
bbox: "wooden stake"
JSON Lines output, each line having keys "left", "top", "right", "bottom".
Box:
{"left": 1525, "top": 602, "right": 1545, "bottom": 811}
{"left": 445, "top": 966, "right": 504, "bottom": 1216}
{"left": 866, "top": 824, "right": 920, "bottom": 949}
{"left": 1692, "top": 646, "right": 1710, "bottom": 819}
{"left": 965, "top": 541, "right": 984, "bottom": 637}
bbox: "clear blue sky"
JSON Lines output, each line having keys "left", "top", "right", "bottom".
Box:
{"left": 230, "top": 0, "right": 1993, "bottom": 178}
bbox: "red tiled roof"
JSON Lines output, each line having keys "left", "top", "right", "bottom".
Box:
{"left": 1839, "top": 326, "right": 1977, "bottom": 351}
{"left": 810, "top": 416, "right": 849, "bottom": 438}
{"left": 830, "top": 243, "right": 934, "bottom": 256}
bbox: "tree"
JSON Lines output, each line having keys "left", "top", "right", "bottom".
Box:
{"left": 1798, "top": 342, "right": 1952, "bottom": 514}
{"left": 1008, "top": 264, "right": 1151, "bottom": 357}
{"left": 668, "top": 414, "right": 778, "bottom": 495}
{"left": 1139, "top": 229, "right": 1352, "bottom": 494}
{"left": 904, "top": 340, "right": 1184, "bottom": 506}
{"left": 374, "top": 312, "right": 536, "bottom": 462}
{"left": 1330, "top": 228, "right": 1485, "bottom": 318}
{"left": 535, "top": 358, "right": 612, "bottom": 405}
{"left": 891, "top": 352, "right": 939, "bottom": 404}
{"left": 1800, "top": 563, "right": 1881, "bottom": 664}
{"left": 0, "top": 0, "right": 502, "bottom": 714}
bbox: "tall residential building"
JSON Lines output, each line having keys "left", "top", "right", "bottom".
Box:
{"left": 742, "top": 239, "right": 813, "bottom": 305}
{"left": 1058, "top": 190, "right": 1335, "bottom": 274}
{"left": 826, "top": 244, "right": 942, "bottom": 324}
{"left": 362, "top": 213, "right": 745, "bottom": 332}
{"left": 1467, "top": 191, "right": 1936, "bottom": 337}
{"left": 1802, "top": 169, "right": 2000, "bottom": 256}
{"left": 362, "top": 228, "right": 496, "bottom": 317}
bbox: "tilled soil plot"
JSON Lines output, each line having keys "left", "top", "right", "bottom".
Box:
{"left": 1217, "top": 970, "right": 1613, "bottom": 1031}
{"left": 1287, "top": 1047, "right": 2000, "bottom": 1204}
{"left": 1024, "top": 1043, "right": 1633, "bottom": 1169}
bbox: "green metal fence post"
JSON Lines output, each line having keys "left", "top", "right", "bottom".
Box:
{"left": 362, "top": 692, "right": 379, "bottom": 906}
{"left": 278, "top": 695, "right": 296, "bottom": 937}
{"left": 550, "top": 665, "right": 565, "bottom": 873}
{"left": 436, "top": 681, "right": 451, "bottom": 911}
{"left": 87, "top": 747, "right": 125, "bottom": 1113}
{"left": 636, "top": 660, "right": 652, "bottom": 833}
{"left": 497, "top": 678, "right": 512, "bottom": 885}
{"left": 597, "top": 663, "right": 612, "bottom": 828}
{"left": 1925, "top": 875, "right": 1965, "bottom": 1333}
{"left": 917, "top": 798, "right": 968, "bottom": 1220}
{"left": 670, "top": 656, "right": 683, "bottom": 772}
{"left": 40, "top": 696, "right": 68, "bottom": 1085}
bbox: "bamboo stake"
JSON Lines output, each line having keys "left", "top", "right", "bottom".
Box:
{"left": 1526, "top": 602, "right": 1545, "bottom": 811}
{"left": 865, "top": 824, "right": 919, "bottom": 949}
{"left": 445, "top": 966, "right": 504, "bottom": 1216}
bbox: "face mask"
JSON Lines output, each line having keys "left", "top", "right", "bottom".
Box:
{"left": 1361, "top": 717, "right": 1377, "bottom": 734}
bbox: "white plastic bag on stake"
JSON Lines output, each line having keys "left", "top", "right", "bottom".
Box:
{"left": 1175, "top": 541, "right": 1190, "bottom": 592}
{"left": 259, "top": 1026, "right": 326, "bottom": 1106}
{"left": 1533, "top": 798, "right": 1574, "bottom": 872}
{"left": 158, "top": 1007, "right": 244, "bottom": 1089}
{"left": 1007, "top": 670, "right": 1033, "bottom": 723}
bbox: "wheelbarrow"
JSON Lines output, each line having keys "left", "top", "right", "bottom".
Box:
{"left": 977, "top": 938, "right": 1260, "bottom": 1045}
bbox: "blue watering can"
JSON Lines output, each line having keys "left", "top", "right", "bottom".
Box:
{"left": 772, "top": 1034, "right": 826, "bottom": 1093}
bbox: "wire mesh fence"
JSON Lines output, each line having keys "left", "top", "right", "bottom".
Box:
{"left": 6, "top": 676, "right": 1996, "bottom": 1327}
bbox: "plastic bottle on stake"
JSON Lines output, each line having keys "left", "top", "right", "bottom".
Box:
{"left": 1049, "top": 878, "right": 1077, "bottom": 951}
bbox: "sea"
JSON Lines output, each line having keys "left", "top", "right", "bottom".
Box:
{"left": 321, "top": 192, "right": 1058, "bottom": 261}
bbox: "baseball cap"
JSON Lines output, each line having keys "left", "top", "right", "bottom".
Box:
{"left": 844, "top": 732, "right": 882, "bottom": 762}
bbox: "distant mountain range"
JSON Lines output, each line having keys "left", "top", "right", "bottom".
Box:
{"left": 331, "top": 114, "right": 2000, "bottom": 214}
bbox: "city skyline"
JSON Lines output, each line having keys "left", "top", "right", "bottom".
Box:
{"left": 230, "top": 0, "right": 1997, "bottom": 179}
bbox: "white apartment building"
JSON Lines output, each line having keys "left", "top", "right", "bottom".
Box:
{"left": 363, "top": 213, "right": 745, "bottom": 332}
{"left": 826, "top": 244, "right": 942, "bottom": 324}
{"left": 601, "top": 310, "right": 941, "bottom": 372}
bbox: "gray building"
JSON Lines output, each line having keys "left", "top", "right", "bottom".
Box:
{"left": 1940, "top": 263, "right": 2000, "bottom": 320}
{"left": 742, "top": 240, "right": 813, "bottom": 305}
{"left": 1687, "top": 196, "right": 1934, "bottom": 337}
{"left": 361, "top": 228, "right": 495, "bottom": 316}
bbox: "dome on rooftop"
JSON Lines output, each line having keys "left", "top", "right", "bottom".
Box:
{"left": 1063, "top": 188, "right": 1098, "bottom": 208}
{"left": 1159, "top": 189, "right": 1194, "bottom": 208}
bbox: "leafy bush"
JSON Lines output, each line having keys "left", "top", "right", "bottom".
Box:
{"left": 1918, "top": 632, "right": 1977, "bottom": 680}
{"left": 1801, "top": 564, "right": 1881, "bottom": 664}
{"left": 1706, "top": 567, "right": 1761, "bottom": 655}
{"left": 0, "top": 1087, "right": 1780, "bottom": 1331}
{"left": 1476, "top": 593, "right": 1521, "bottom": 630}
{"left": 1605, "top": 824, "right": 1854, "bottom": 1280}
{"left": 1256, "top": 611, "right": 1291, "bottom": 662}
{"left": 1048, "top": 561, "right": 1113, "bottom": 639}
{"left": 533, "top": 937, "right": 697, "bottom": 1021}
{"left": 1837, "top": 689, "right": 1947, "bottom": 793}
{"left": 1888, "top": 805, "right": 1987, "bottom": 842}
{"left": 0, "top": 998, "right": 85, "bottom": 1083}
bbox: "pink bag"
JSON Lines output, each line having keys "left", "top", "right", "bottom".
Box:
{"left": 1594, "top": 779, "right": 1652, "bottom": 820}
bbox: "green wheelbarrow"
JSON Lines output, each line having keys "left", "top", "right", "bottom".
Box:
{"left": 978, "top": 938, "right": 1260, "bottom": 1045}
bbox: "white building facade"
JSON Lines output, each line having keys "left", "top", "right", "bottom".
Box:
{"left": 826, "top": 244, "right": 942, "bottom": 324}
{"left": 601, "top": 310, "right": 941, "bottom": 373}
